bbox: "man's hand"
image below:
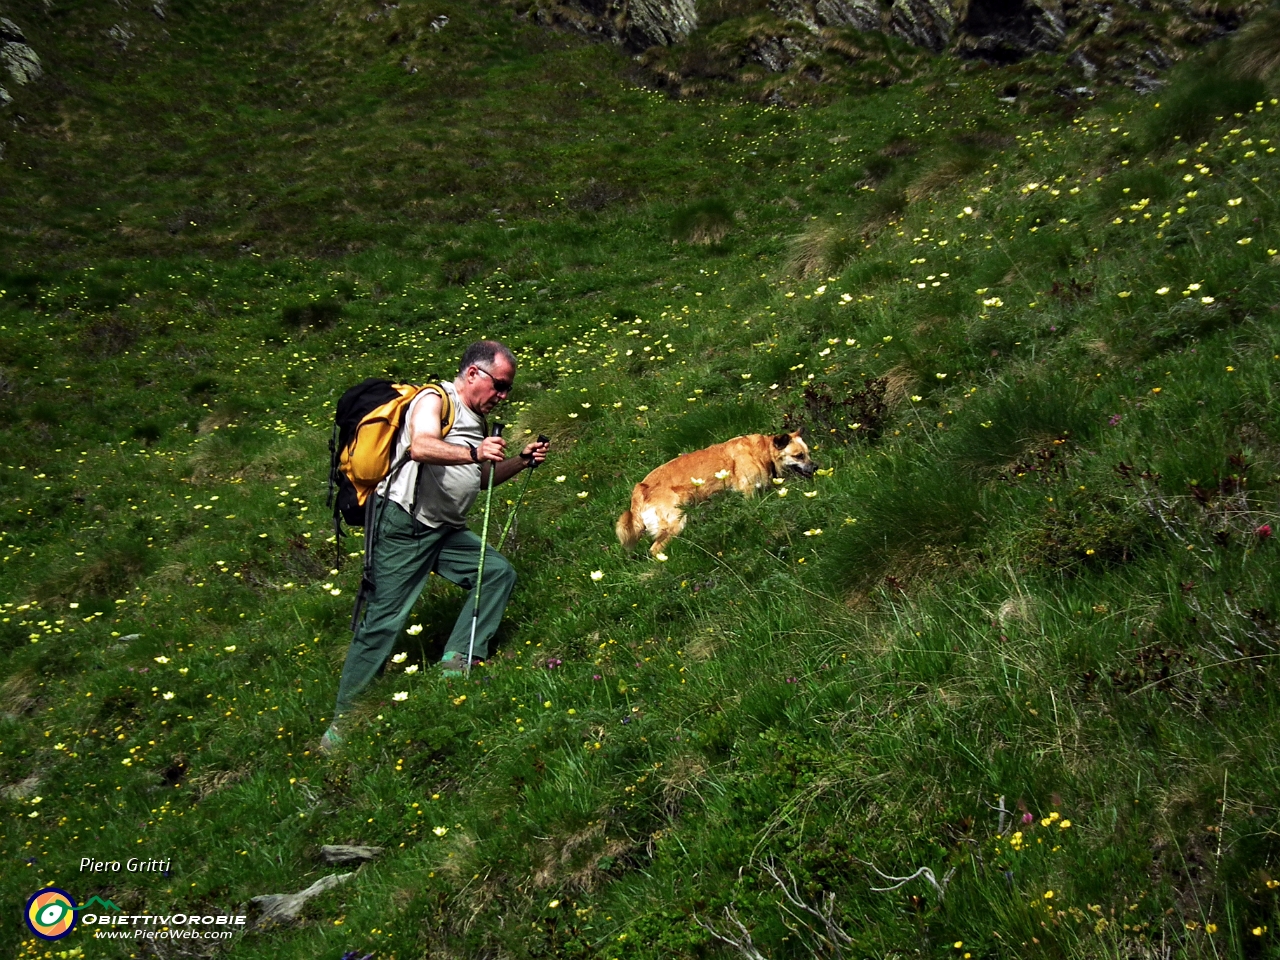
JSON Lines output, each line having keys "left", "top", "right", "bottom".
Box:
{"left": 522, "top": 437, "right": 550, "bottom": 467}
{"left": 477, "top": 435, "right": 507, "bottom": 463}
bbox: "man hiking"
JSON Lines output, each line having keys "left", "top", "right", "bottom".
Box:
{"left": 321, "top": 340, "right": 549, "bottom": 754}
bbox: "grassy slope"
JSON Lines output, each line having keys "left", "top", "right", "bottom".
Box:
{"left": 4, "top": 1, "right": 1280, "bottom": 958}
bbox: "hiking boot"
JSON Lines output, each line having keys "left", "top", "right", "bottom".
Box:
{"left": 440, "top": 652, "right": 484, "bottom": 678}
{"left": 318, "top": 723, "right": 345, "bottom": 756}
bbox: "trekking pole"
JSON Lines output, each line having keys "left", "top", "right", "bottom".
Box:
{"left": 465, "top": 421, "right": 504, "bottom": 677}
{"left": 497, "top": 433, "right": 548, "bottom": 552}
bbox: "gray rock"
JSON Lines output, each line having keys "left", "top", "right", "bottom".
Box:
{"left": 1144, "top": 46, "right": 1172, "bottom": 70}
{"left": 751, "top": 35, "right": 792, "bottom": 73}
{"left": 628, "top": 0, "right": 697, "bottom": 46}
{"left": 0, "top": 17, "right": 26, "bottom": 43}
{"left": 888, "top": 0, "right": 956, "bottom": 52}
{"left": 774, "top": 0, "right": 955, "bottom": 52}
{"left": 250, "top": 872, "right": 353, "bottom": 924}
{"left": 1068, "top": 48, "right": 1097, "bottom": 79}
{"left": 319, "top": 844, "right": 383, "bottom": 865}
{"left": 2, "top": 775, "right": 40, "bottom": 800}
{"left": 813, "top": 0, "right": 882, "bottom": 34}
{"left": 0, "top": 84, "right": 11, "bottom": 107}
{"left": 532, "top": 0, "right": 697, "bottom": 50}
{"left": 1131, "top": 68, "right": 1164, "bottom": 94}
{"left": 107, "top": 22, "right": 134, "bottom": 50}
{"left": 0, "top": 18, "right": 42, "bottom": 85}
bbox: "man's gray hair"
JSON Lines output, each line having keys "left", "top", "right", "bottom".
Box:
{"left": 457, "top": 340, "right": 516, "bottom": 376}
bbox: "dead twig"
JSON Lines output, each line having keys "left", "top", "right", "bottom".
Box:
{"left": 858, "top": 859, "right": 956, "bottom": 902}
{"left": 692, "top": 907, "right": 770, "bottom": 960}
{"left": 763, "top": 860, "right": 854, "bottom": 957}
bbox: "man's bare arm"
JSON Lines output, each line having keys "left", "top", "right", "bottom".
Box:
{"left": 408, "top": 392, "right": 505, "bottom": 465}
{"left": 484, "top": 439, "right": 550, "bottom": 486}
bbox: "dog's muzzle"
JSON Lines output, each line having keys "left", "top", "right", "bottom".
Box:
{"left": 789, "top": 462, "right": 817, "bottom": 478}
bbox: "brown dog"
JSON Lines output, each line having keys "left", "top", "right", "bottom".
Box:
{"left": 616, "top": 430, "right": 816, "bottom": 557}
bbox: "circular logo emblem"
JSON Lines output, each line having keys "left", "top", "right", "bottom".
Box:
{"left": 25, "top": 887, "right": 78, "bottom": 941}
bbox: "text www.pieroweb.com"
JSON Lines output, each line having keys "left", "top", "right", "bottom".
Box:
{"left": 94, "top": 928, "right": 234, "bottom": 940}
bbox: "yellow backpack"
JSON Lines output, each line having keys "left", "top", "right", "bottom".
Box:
{"left": 328, "top": 379, "right": 456, "bottom": 527}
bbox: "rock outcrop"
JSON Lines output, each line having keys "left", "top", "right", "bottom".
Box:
{"left": 524, "top": 0, "right": 1068, "bottom": 55}
{"left": 1, "top": 15, "right": 42, "bottom": 106}
{"left": 524, "top": 0, "right": 1259, "bottom": 87}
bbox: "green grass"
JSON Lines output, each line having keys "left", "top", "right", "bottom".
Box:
{"left": 4, "top": 2, "right": 1280, "bottom": 958}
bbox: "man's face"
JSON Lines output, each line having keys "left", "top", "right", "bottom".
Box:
{"left": 466, "top": 355, "right": 515, "bottom": 415}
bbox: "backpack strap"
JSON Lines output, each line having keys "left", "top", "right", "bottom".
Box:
{"left": 404, "top": 383, "right": 455, "bottom": 525}
{"left": 417, "top": 382, "right": 455, "bottom": 439}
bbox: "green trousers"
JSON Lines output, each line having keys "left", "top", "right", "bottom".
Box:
{"left": 333, "top": 499, "right": 516, "bottom": 717}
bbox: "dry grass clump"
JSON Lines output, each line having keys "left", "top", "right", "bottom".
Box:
{"left": 906, "top": 147, "right": 988, "bottom": 202}
{"left": 671, "top": 198, "right": 735, "bottom": 245}
{"left": 1229, "top": 7, "right": 1280, "bottom": 83}
{"left": 880, "top": 134, "right": 918, "bottom": 158}
{"left": 881, "top": 364, "right": 919, "bottom": 409}
{"left": 197, "top": 410, "right": 234, "bottom": 434}
{"left": 187, "top": 765, "right": 249, "bottom": 801}
{"left": 785, "top": 222, "right": 856, "bottom": 278}
{"left": 0, "top": 671, "right": 38, "bottom": 719}
{"left": 996, "top": 595, "right": 1038, "bottom": 627}
{"left": 532, "top": 820, "right": 629, "bottom": 892}
{"left": 823, "top": 34, "right": 866, "bottom": 62}
{"left": 660, "top": 753, "right": 710, "bottom": 813}
{"left": 686, "top": 629, "right": 722, "bottom": 660}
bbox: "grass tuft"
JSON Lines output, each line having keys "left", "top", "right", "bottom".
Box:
{"left": 281, "top": 300, "right": 343, "bottom": 330}
{"left": 1228, "top": 6, "right": 1280, "bottom": 83}
{"left": 1142, "top": 55, "right": 1267, "bottom": 149}
{"left": 818, "top": 457, "right": 986, "bottom": 590}
{"left": 671, "top": 197, "right": 736, "bottom": 245}
{"left": 784, "top": 221, "right": 857, "bottom": 278}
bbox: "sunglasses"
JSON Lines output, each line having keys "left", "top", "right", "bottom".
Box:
{"left": 473, "top": 366, "right": 513, "bottom": 394}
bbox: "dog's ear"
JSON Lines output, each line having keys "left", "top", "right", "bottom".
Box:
{"left": 791, "top": 427, "right": 804, "bottom": 439}
{"left": 773, "top": 432, "right": 791, "bottom": 449}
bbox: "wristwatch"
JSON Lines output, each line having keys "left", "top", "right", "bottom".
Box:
{"left": 468, "top": 444, "right": 478, "bottom": 463}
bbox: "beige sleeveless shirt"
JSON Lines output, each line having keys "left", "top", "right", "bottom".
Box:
{"left": 378, "top": 381, "right": 486, "bottom": 529}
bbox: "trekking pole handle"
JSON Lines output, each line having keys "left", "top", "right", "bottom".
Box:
{"left": 524, "top": 433, "right": 549, "bottom": 469}
{"left": 489, "top": 421, "right": 505, "bottom": 438}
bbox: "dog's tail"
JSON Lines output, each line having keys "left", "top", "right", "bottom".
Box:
{"left": 616, "top": 508, "right": 644, "bottom": 550}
